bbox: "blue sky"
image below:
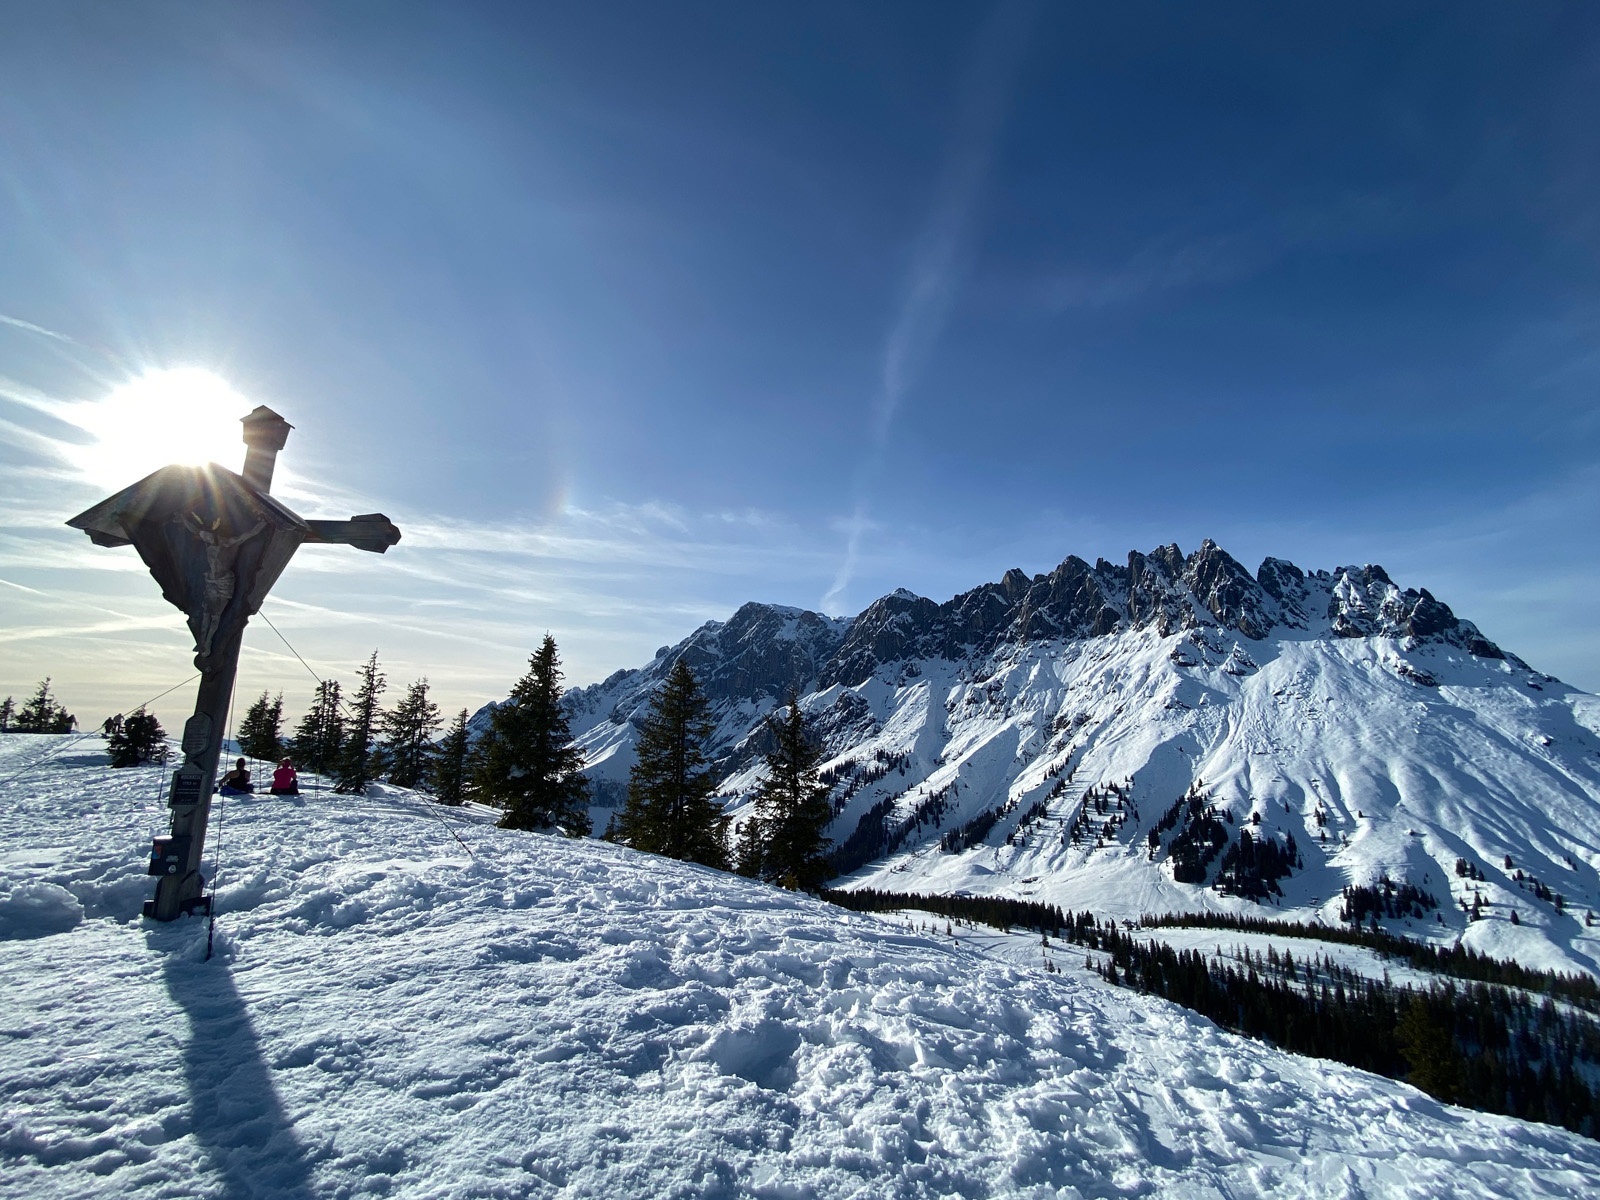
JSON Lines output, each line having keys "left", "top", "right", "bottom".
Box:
{"left": 3, "top": 1, "right": 1599, "bottom": 726}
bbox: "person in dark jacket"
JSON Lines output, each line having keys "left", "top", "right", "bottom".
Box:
{"left": 270, "top": 758, "right": 300, "bottom": 796}
{"left": 219, "top": 757, "right": 253, "bottom": 794}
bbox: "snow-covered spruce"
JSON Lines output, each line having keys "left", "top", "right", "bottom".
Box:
{"left": 2, "top": 737, "right": 1597, "bottom": 1197}
{"left": 542, "top": 541, "right": 1600, "bottom": 979}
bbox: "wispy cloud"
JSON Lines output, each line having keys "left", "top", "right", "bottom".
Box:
{"left": 827, "top": 0, "right": 1039, "bottom": 611}
{"left": 874, "top": 2, "right": 1037, "bottom": 440}
{"left": 1035, "top": 191, "right": 1411, "bottom": 311}
{"left": 0, "top": 313, "right": 74, "bottom": 343}
{"left": 0, "top": 375, "right": 847, "bottom": 718}
{"left": 1039, "top": 229, "right": 1263, "bottom": 311}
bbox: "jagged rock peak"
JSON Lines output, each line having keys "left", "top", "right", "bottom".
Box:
{"left": 561, "top": 541, "right": 1507, "bottom": 724}
{"left": 1324, "top": 564, "right": 1503, "bottom": 658}
{"left": 816, "top": 539, "right": 1504, "bottom": 684}
{"left": 565, "top": 600, "right": 853, "bottom": 726}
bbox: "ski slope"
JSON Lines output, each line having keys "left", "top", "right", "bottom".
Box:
{"left": 2, "top": 735, "right": 1597, "bottom": 1198}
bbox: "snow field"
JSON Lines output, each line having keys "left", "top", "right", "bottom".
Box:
{"left": 2, "top": 736, "right": 1599, "bottom": 1198}
{"left": 806, "top": 634, "right": 1600, "bottom": 978}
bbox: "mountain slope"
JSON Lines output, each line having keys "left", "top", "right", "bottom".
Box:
{"left": 3, "top": 738, "right": 1597, "bottom": 1197}
{"left": 556, "top": 541, "right": 1600, "bottom": 977}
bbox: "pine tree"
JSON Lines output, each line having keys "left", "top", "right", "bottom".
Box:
{"left": 334, "top": 651, "right": 386, "bottom": 794}
{"left": 1396, "top": 994, "right": 1465, "bottom": 1104}
{"left": 381, "top": 678, "right": 441, "bottom": 790}
{"left": 473, "top": 635, "right": 590, "bottom": 835}
{"left": 15, "top": 679, "right": 52, "bottom": 733}
{"left": 0, "top": 696, "right": 14, "bottom": 732}
{"left": 615, "top": 659, "right": 728, "bottom": 869}
{"left": 107, "top": 708, "right": 169, "bottom": 767}
{"left": 237, "top": 691, "right": 285, "bottom": 763}
{"left": 430, "top": 708, "right": 472, "bottom": 805}
{"left": 291, "top": 680, "right": 344, "bottom": 776}
{"left": 732, "top": 814, "right": 766, "bottom": 879}
{"left": 742, "top": 692, "right": 832, "bottom": 889}
{"left": 15, "top": 678, "right": 73, "bottom": 733}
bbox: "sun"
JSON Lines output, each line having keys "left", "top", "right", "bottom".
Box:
{"left": 67, "top": 367, "right": 256, "bottom": 489}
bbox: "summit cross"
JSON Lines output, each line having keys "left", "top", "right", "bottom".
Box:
{"left": 67, "top": 407, "right": 401, "bottom": 921}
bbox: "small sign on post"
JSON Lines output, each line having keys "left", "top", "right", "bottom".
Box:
{"left": 169, "top": 772, "right": 204, "bottom": 808}
{"left": 180, "top": 715, "right": 211, "bottom": 756}
{"left": 67, "top": 405, "right": 400, "bottom": 921}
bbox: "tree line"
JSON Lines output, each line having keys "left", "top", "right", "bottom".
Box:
{"left": 1140, "top": 910, "right": 1600, "bottom": 1009}
{"left": 273, "top": 639, "right": 834, "bottom": 885}
{"left": 0, "top": 678, "right": 76, "bottom": 733}
{"left": 227, "top": 636, "right": 570, "bottom": 832}
{"left": 822, "top": 886, "right": 1600, "bottom": 1138}
{"left": 1079, "top": 915, "right": 1600, "bottom": 1137}
{"left": 605, "top": 657, "right": 833, "bottom": 890}
{"left": 59, "top": 633, "right": 835, "bottom": 888}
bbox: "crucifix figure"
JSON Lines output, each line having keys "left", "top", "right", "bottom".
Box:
{"left": 67, "top": 407, "right": 401, "bottom": 921}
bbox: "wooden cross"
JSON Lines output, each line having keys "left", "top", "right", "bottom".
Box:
{"left": 67, "top": 407, "right": 400, "bottom": 921}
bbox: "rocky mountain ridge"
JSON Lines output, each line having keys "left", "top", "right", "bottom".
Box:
{"left": 823, "top": 539, "right": 1507, "bottom": 687}
{"left": 557, "top": 538, "right": 1513, "bottom": 741}
{"left": 486, "top": 540, "right": 1600, "bottom": 976}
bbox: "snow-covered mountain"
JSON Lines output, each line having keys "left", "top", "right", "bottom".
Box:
{"left": 3, "top": 738, "right": 1597, "bottom": 1196}
{"left": 557, "top": 540, "right": 1600, "bottom": 977}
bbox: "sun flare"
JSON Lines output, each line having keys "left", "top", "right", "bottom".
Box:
{"left": 68, "top": 367, "right": 255, "bottom": 489}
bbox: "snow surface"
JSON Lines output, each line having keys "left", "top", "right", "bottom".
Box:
{"left": 797, "top": 633, "right": 1600, "bottom": 977}
{"left": 3, "top": 733, "right": 1599, "bottom": 1198}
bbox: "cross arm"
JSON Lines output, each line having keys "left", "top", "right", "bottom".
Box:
{"left": 303, "top": 513, "right": 402, "bottom": 553}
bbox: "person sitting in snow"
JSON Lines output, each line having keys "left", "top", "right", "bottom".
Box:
{"left": 218, "top": 757, "right": 253, "bottom": 795}
{"left": 270, "top": 758, "right": 300, "bottom": 796}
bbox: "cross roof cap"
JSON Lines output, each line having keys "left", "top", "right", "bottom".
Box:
{"left": 241, "top": 406, "right": 293, "bottom": 452}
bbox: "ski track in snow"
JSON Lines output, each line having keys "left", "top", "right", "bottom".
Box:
{"left": 1, "top": 735, "right": 1598, "bottom": 1198}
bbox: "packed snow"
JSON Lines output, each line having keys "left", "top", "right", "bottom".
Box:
{"left": 3, "top": 734, "right": 1598, "bottom": 1198}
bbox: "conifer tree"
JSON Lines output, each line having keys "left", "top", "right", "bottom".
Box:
{"left": 237, "top": 691, "right": 285, "bottom": 763}
{"left": 107, "top": 708, "right": 169, "bottom": 767}
{"left": 1396, "top": 995, "right": 1465, "bottom": 1104}
{"left": 16, "top": 678, "right": 73, "bottom": 732}
{"left": 334, "top": 651, "right": 386, "bottom": 794}
{"left": 0, "top": 696, "right": 13, "bottom": 732}
{"left": 291, "top": 679, "right": 344, "bottom": 776}
{"left": 741, "top": 691, "right": 832, "bottom": 889}
{"left": 381, "top": 678, "right": 441, "bottom": 790}
{"left": 15, "top": 679, "right": 50, "bottom": 733}
{"left": 473, "top": 635, "right": 590, "bottom": 835}
{"left": 732, "top": 814, "right": 766, "bottom": 879}
{"left": 616, "top": 659, "right": 728, "bottom": 869}
{"left": 430, "top": 708, "right": 472, "bottom": 805}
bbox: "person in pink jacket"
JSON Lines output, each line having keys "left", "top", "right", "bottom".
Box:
{"left": 270, "top": 758, "right": 300, "bottom": 796}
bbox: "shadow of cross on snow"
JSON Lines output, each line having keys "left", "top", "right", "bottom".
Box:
{"left": 162, "top": 957, "right": 316, "bottom": 1200}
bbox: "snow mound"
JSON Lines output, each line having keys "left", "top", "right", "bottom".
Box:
{"left": 2, "top": 736, "right": 1597, "bottom": 1197}
{"left": 0, "top": 880, "right": 82, "bottom": 940}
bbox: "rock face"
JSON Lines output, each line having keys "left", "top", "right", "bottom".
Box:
{"left": 609, "top": 542, "right": 1499, "bottom": 704}
{"left": 559, "top": 602, "right": 851, "bottom": 733}
{"left": 555, "top": 540, "right": 1514, "bottom": 769}
{"left": 492, "top": 540, "right": 1600, "bottom": 974}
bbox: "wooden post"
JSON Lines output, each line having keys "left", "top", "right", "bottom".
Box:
{"left": 147, "top": 627, "right": 245, "bottom": 919}
{"left": 67, "top": 406, "right": 400, "bottom": 921}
